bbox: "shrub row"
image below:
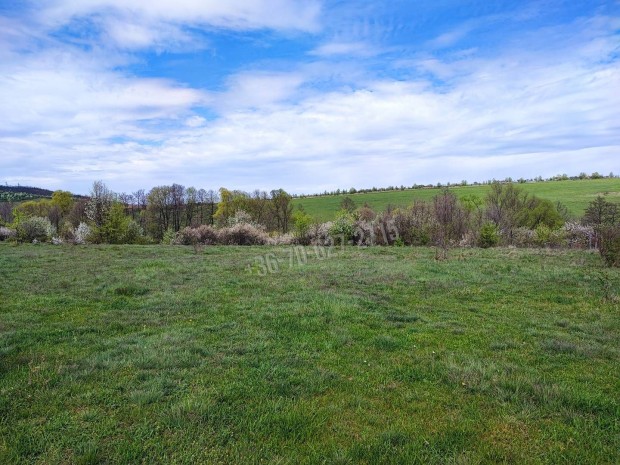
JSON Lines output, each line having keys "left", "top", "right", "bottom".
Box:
{"left": 173, "top": 224, "right": 274, "bottom": 246}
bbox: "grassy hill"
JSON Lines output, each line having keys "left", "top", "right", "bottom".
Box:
{"left": 293, "top": 178, "right": 620, "bottom": 222}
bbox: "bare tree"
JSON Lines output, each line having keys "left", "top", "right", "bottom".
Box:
{"left": 0, "top": 202, "right": 13, "bottom": 224}
{"left": 170, "top": 184, "right": 185, "bottom": 232}
{"left": 485, "top": 182, "right": 526, "bottom": 242}
{"left": 147, "top": 186, "right": 173, "bottom": 240}
{"left": 185, "top": 187, "right": 198, "bottom": 227}
{"left": 206, "top": 189, "right": 219, "bottom": 225}
{"left": 434, "top": 190, "right": 467, "bottom": 260}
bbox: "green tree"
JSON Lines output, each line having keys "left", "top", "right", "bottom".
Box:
{"left": 270, "top": 189, "right": 293, "bottom": 233}
{"left": 292, "top": 208, "right": 313, "bottom": 245}
{"left": 583, "top": 196, "right": 618, "bottom": 227}
{"left": 51, "top": 191, "right": 74, "bottom": 216}
{"left": 340, "top": 197, "right": 356, "bottom": 213}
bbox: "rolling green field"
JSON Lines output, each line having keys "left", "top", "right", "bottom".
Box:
{"left": 293, "top": 179, "right": 620, "bottom": 222}
{"left": 1, "top": 243, "right": 619, "bottom": 464}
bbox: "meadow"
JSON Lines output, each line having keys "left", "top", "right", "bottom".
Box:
{"left": 293, "top": 178, "right": 620, "bottom": 221}
{"left": 0, "top": 243, "right": 619, "bottom": 464}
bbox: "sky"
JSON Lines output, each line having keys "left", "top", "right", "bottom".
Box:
{"left": 0, "top": 0, "right": 619, "bottom": 195}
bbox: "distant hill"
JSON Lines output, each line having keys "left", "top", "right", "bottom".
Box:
{"left": 0, "top": 185, "right": 55, "bottom": 203}
{"left": 292, "top": 178, "right": 620, "bottom": 221}
{"left": 0, "top": 185, "right": 55, "bottom": 196}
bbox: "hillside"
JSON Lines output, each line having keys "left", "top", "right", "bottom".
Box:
{"left": 292, "top": 178, "right": 620, "bottom": 222}
{"left": 0, "top": 185, "right": 54, "bottom": 203}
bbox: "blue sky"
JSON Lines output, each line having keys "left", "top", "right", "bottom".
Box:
{"left": 0, "top": 0, "right": 618, "bottom": 195}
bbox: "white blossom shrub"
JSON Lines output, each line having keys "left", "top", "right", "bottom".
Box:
{"left": 563, "top": 222, "right": 595, "bottom": 249}
{"left": 0, "top": 226, "right": 16, "bottom": 241}
{"left": 218, "top": 223, "right": 273, "bottom": 245}
{"left": 73, "top": 222, "right": 92, "bottom": 244}
{"left": 272, "top": 233, "right": 295, "bottom": 246}
{"left": 16, "top": 216, "right": 55, "bottom": 243}
{"left": 307, "top": 222, "right": 334, "bottom": 246}
{"left": 227, "top": 210, "right": 259, "bottom": 228}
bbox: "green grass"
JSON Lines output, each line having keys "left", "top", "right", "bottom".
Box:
{"left": 293, "top": 178, "right": 620, "bottom": 221}
{"left": 1, "top": 243, "right": 619, "bottom": 464}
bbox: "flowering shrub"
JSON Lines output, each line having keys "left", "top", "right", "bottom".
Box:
{"left": 272, "top": 233, "right": 295, "bottom": 246}
{"left": 174, "top": 223, "right": 272, "bottom": 246}
{"left": 174, "top": 225, "right": 219, "bottom": 245}
{"left": 16, "top": 216, "right": 55, "bottom": 243}
{"left": 227, "top": 210, "right": 256, "bottom": 227}
{"left": 307, "top": 222, "right": 333, "bottom": 246}
{"left": 73, "top": 222, "right": 91, "bottom": 244}
{"left": 563, "top": 222, "right": 595, "bottom": 249}
{"left": 0, "top": 226, "right": 16, "bottom": 241}
{"left": 218, "top": 223, "right": 272, "bottom": 246}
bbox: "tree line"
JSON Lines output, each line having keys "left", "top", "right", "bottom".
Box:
{"left": 0, "top": 180, "right": 618, "bottom": 266}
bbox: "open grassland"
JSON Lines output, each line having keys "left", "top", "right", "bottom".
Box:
{"left": 293, "top": 178, "right": 620, "bottom": 221}
{"left": 0, "top": 243, "right": 619, "bottom": 464}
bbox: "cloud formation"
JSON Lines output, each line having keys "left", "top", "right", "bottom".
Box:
{"left": 0, "top": 1, "right": 618, "bottom": 193}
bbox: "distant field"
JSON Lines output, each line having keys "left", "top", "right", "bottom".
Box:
{"left": 293, "top": 179, "right": 620, "bottom": 222}
{"left": 1, "top": 244, "right": 619, "bottom": 464}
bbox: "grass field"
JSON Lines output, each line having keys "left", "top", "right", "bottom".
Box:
{"left": 1, "top": 243, "right": 619, "bottom": 464}
{"left": 292, "top": 178, "right": 620, "bottom": 222}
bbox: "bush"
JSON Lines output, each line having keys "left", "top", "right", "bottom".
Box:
{"left": 563, "top": 222, "right": 595, "bottom": 249}
{"left": 174, "top": 225, "right": 219, "bottom": 245}
{"left": 535, "top": 225, "right": 566, "bottom": 248}
{"left": 73, "top": 222, "right": 91, "bottom": 244}
{"left": 599, "top": 226, "right": 620, "bottom": 267}
{"left": 292, "top": 210, "right": 313, "bottom": 245}
{"left": 478, "top": 223, "right": 499, "bottom": 248}
{"left": 329, "top": 211, "right": 355, "bottom": 244}
{"left": 0, "top": 226, "right": 16, "bottom": 241}
{"left": 307, "top": 222, "right": 333, "bottom": 246}
{"left": 511, "top": 227, "right": 536, "bottom": 247}
{"left": 15, "top": 216, "right": 55, "bottom": 243}
{"left": 218, "top": 223, "right": 272, "bottom": 246}
{"left": 173, "top": 223, "right": 272, "bottom": 246}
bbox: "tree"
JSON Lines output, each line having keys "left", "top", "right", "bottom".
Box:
{"left": 170, "top": 184, "right": 185, "bottom": 232}
{"left": 86, "top": 181, "right": 114, "bottom": 228}
{"left": 13, "top": 199, "right": 52, "bottom": 220}
{"left": 100, "top": 202, "right": 130, "bottom": 244}
{"left": 518, "top": 198, "right": 564, "bottom": 230}
{"left": 292, "top": 208, "right": 313, "bottom": 245}
{"left": 340, "top": 197, "right": 356, "bottom": 213}
{"left": 485, "top": 182, "right": 527, "bottom": 242}
{"left": 50, "top": 190, "right": 74, "bottom": 216}
{"left": 185, "top": 187, "right": 197, "bottom": 227}
{"left": 583, "top": 196, "right": 618, "bottom": 228}
{"left": 206, "top": 189, "right": 219, "bottom": 225}
{"left": 214, "top": 188, "right": 236, "bottom": 226}
{"left": 433, "top": 190, "right": 466, "bottom": 259}
{"left": 270, "top": 189, "right": 293, "bottom": 233}
{"left": 147, "top": 186, "right": 173, "bottom": 240}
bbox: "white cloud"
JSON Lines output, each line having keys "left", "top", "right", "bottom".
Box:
{"left": 212, "top": 71, "right": 307, "bottom": 111}
{"left": 310, "top": 41, "right": 377, "bottom": 57}
{"left": 34, "top": 0, "right": 322, "bottom": 49}
{"left": 0, "top": 6, "right": 618, "bottom": 194}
